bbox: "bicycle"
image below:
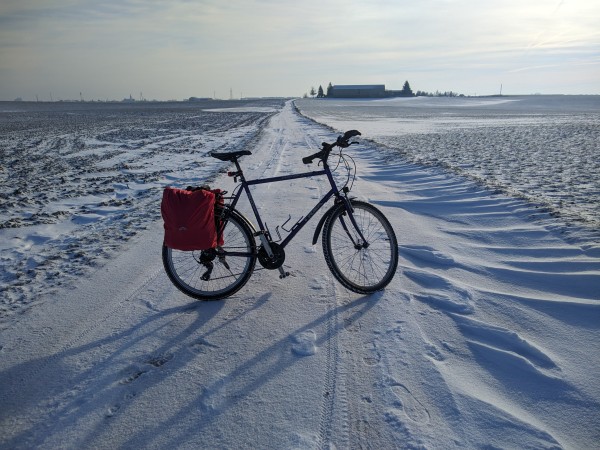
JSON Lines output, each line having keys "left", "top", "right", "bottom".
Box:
{"left": 162, "top": 130, "right": 399, "bottom": 300}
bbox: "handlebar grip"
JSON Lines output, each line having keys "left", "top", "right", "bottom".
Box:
{"left": 302, "top": 149, "right": 325, "bottom": 164}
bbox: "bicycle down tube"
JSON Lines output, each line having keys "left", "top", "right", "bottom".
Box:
{"left": 225, "top": 160, "right": 363, "bottom": 251}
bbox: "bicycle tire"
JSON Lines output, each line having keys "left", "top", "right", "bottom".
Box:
{"left": 162, "top": 208, "right": 256, "bottom": 300}
{"left": 322, "top": 200, "right": 398, "bottom": 294}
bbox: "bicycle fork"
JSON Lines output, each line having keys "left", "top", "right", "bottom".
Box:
{"left": 335, "top": 196, "right": 370, "bottom": 249}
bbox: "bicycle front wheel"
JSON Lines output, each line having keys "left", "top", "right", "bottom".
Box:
{"left": 322, "top": 200, "right": 398, "bottom": 294}
{"left": 162, "top": 209, "right": 256, "bottom": 300}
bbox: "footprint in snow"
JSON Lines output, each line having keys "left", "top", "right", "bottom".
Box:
{"left": 424, "top": 342, "right": 445, "bottom": 362}
{"left": 146, "top": 353, "right": 174, "bottom": 367}
{"left": 188, "top": 339, "right": 219, "bottom": 354}
{"left": 363, "top": 341, "right": 381, "bottom": 366}
{"left": 291, "top": 330, "right": 317, "bottom": 356}
{"left": 343, "top": 316, "right": 361, "bottom": 332}
{"left": 390, "top": 383, "right": 431, "bottom": 424}
{"left": 142, "top": 299, "right": 160, "bottom": 312}
{"left": 119, "top": 353, "right": 173, "bottom": 384}
{"left": 308, "top": 275, "right": 328, "bottom": 290}
{"left": 120, "top": 369, "right": 148, "bottom": 385}
{"left": 106, "top": 392, "right": 137, "bottom": 418}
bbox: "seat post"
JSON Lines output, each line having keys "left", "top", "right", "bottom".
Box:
{"left": 233, "top": 158, "right": 243, "bottom": 174}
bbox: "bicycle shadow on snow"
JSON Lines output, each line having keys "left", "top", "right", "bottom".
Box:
{"left": 0, "top": 298, "right": 227, "bottom": 449}
{"left": 116, "top": 292, "right": 380, "bottom": 449}
{"left": 1, "top": 291, "right": 378, "bottom": 448}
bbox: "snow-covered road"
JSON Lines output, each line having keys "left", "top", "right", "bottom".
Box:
{"left": 1, "top": 101, "right": 599, "bottom": 449}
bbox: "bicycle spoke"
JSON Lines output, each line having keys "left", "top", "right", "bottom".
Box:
{"left": 163, "top": 210, "right": 256, "bottom": 300}
{"left": 323, "top": 201, "right": 398, "bottom": 293}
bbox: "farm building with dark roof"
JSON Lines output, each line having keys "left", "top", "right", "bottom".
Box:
{"left": 330, "top": 85, "right": 386, "bottom": 98}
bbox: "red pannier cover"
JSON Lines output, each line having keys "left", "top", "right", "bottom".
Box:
{"left": 161, "top": 187, "right": 221, "bottom": 251}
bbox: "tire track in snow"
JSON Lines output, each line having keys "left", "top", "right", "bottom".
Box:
{"left": 286, "top": 101, "right": 399, "bottom": 449}
{"left": 262, "top": 103, "right": 349, "bottom": 450}
{"left": 317, "top": 295, "right": 341, "bottom": 449}
{"left": 341, "top": 292, "right": 400, "bottom": 450}
{"left": 264, "top": 105, "right": 343, "bottom": 449}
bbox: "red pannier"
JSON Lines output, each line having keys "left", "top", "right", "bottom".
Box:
{"left": 161, "top": 187, "right": 223, "bottom": 251}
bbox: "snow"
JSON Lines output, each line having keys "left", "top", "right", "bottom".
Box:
{"left": 1, "top": 99, "right": 599, "bottom": 449}
{"left": 295, "top": 96, "right": 600, "bottom": 238}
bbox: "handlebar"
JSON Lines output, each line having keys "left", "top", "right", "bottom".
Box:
{"left": 302, "top": 130, "right": 361, "bottom": 165}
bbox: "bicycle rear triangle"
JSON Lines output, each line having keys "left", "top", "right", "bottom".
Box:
{"left": 162, "top": 130, "right": 399, "bottom": 300}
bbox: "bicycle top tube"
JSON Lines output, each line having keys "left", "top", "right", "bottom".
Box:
{"left": 211, "top": 150, "right": 331, "bottom": 188}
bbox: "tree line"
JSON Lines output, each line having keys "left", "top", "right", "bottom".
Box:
{"left": 305, "top": 81, "right": 463, "bottom": 98}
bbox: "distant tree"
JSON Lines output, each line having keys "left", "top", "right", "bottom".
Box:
{"left": 310, "top": 86, "right": 316, "bottom": 98}
{"left": 400, "top": 80, "right": 414, "bottom": 97}
{"left": 317, "top": 85, "right": 324, "bottom": 98}
{"left": 414, "top": 89, "right": 464, "bottom": 97}
{"left": 326, "top": 82, "right": 333, "bottom": 97}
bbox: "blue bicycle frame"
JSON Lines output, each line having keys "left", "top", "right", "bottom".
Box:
{"left": 223, "top": 157, "right": 368, "bottom": 256}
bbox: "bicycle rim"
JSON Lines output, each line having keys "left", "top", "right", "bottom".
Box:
{"left": 323, "top": 201, "right": 398, "bottom": 293}
{"left": 163, "top": 211, "right": 256, "bottom": 300}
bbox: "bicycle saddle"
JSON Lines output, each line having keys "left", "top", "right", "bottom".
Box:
{"left": 210, "top": 150, "right": 252, "bottom": 161}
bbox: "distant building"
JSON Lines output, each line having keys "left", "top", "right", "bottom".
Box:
{"left": 385, "top": 90, "right": 404, "bottom": 97}
{"left": 330, "top": 85, "right": 386, "bottom": 98}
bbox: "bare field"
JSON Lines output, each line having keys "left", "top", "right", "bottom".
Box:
{"left": 0, "top": 99, "right": 283, "bottom": 317}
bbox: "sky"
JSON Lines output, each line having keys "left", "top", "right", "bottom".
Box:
{"left": 0, "top": 0, "right": 599, "bottom": 101}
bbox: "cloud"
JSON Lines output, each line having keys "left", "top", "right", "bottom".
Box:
{"left": 1, "top": 0, "right": 599, "bottom": 98}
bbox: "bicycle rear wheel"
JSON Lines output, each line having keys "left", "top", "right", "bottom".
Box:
{"left": 322, "top": 200, "right": 398, "bottom": 294}
{"left": 163, "top": 208, "right": 256, "bottom": 300}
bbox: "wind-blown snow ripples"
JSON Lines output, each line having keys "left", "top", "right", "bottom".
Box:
{"left": 296, "top": 95, "right": 600, "bottom": 241}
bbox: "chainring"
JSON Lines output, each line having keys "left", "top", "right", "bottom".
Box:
{"left": 257, "top": 242, "right": 286, "bottom": 269}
